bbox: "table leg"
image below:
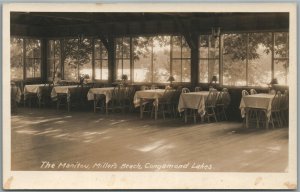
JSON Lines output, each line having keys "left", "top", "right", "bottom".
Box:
{"left": 106, "top": 102, "right": 108, "bottom": 114}
{"left": 140, "top": 99, "right": 143, "bottom": 119}
{"left": 67, "top": 101, "right": 70, "bottom": 112}
{"left": 93, "top": 94, "right": 96, "bottom": 112}
{"left": 155, "top": 104, "right": 158, "bottom": 120}
{"left": 184, "top": 110, "right": 187, "bottom": 123}
{"left": 266, "top": 111, "right": 269, "bottom": 130}
{"left": 245, "top": 108, "right": 249, "bottom": 129}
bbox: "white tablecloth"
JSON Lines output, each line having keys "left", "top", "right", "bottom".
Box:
{"left": 24, "top": 84, "right": 48, "bottom": 100}
{"left": 178, "top": 91, "right": 211, "bottom": 116}
{"left": 51, "top": 85, "right": 80, "bottom": 102}
{"left": 133, "top": 89, "right": 166, "bottom": 107}
{"left": 239, "top": 93, "right": 275, "bottom": 119}
{"left": 87, "top": 87, "right": 115, "bottom": 103}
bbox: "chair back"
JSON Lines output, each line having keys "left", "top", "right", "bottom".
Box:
{"left": 242, "top": 90, "right": 249, "bottom": 96}
{"left": 222, "top": 88, "right": 228, "bottom": 92}
{"left": 222, "top": 91, "right": 231, "bottom": 107}
{"left": 205, "top": 89, "right": 219, "bottom": 107}
{"left": 280, "top": 90, "right": 289, "bottom": 110}
{"left": 182, "top": 87, "right": 190, "bottom": 93}
{"left": 141, "top": 85, "right": 150, "bottom": 90}
{"left": 250, "top": 89, "right": 257, "bottom": 95}
{"left": 271, "top": 91, "right": 282, "bottom": 111}
{"left": 125, "top": 86, "right": 135, "bottom": 100}
{"left": 162, "top": 89, "right": 175, "bottom": 103}
{"left": 171, "top": 89, "right": 181, "bottom": 105}
{"left": 195, "top": 86, "right": 202, "bottom": 92}
{"left": 151, "top": 85, "right": 158, "bottom": 90}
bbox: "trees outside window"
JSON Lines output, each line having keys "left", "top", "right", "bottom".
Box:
{"left": 199, "top": 32, "right": 288, "bottom": 86}
{"left": 94, "top": 39, "right": 108, "bottom": 80}
{"left": 199, "top": 35, "right": 220, "bottom": 83}
{"left": 274, "top": 32, "right": 289, "bottom": 85}
{"left": 223, "top": 34, "right": 247, "bottom": 86}
{"left": 63, "top": 38, "right": 92, "bottom": 81}
{"left": 11, "top": 37, "right": 24, "bottom": 80}
{"left": 171, "top": 36, "right": 191, "bottom": 82}
{"left": 47, "top": 40, "right": 61, "bottom": 81}
{"left": 116, "top": 37, "right": 131, "bottom": 80}
{"left": 10, "top": 37, "right": 41, "bottom": 80}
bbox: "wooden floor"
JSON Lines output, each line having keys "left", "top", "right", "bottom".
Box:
{"left": 11, "top": 107, "right": 288, "bottom": 172}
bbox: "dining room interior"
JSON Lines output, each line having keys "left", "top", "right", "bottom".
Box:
{"left": 10, "top": 12, "right": 290, "bottom": 172}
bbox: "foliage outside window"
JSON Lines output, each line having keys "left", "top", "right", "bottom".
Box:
{"left": 116, "top": 37, "right": 131, "bottom": 80}
{"left": 199, "top": 35, "right": 220, "bottom": 83}
{"left": 11, "top": 37, "right": 24, "bottom": 80}
{"left": 274, "top": 32, "right": 289, "bottom": 85}
{"left": 171, "top": 36, "right": 191, "bottom": 82}
{"left": 94, "top": 39, "right": 109, "bottom": 81}
{"left": 25, "top": 39, "right": 42, "bottom": 79}
{"left": 47, "top": 40, "right": 61, "bottom": 81}
{"left": 199, "top": 32, "right": 289, "bottom": 86}
{"left": 10, "top": 37, "right": 41, "bottom": 80}
{"left": 133, "top": 36, "right": 171, "bottom": 83}
{"left": 63, "top": 38, "right": 93, "bottom": 81}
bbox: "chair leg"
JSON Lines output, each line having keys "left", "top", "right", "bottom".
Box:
{"left": 213, "top": 108, "right": 217, "bottom": 122}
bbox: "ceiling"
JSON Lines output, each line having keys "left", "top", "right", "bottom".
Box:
{"left": 10, "top": 12, "right": 289, "bottom": 37}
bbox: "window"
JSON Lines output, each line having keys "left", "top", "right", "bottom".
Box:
{"left": 199, "top": 35, "right": 219, "bottom": 83}
{"left": 248, "top": 33, "right": 272, "bottom": 86}
{"left": 94, "top": 39, "right": 108, "bottom": 80}
{"left": 133, "top": 37, "right": 152, "bottom": 83}
{"left": 171, "top": 36, "right": 191, "bottom": 82}
{"left": 47, "top": 40, "right": 61, "bottom": 81}
{"left": 63, "top": 38, "right": 92, "bottom": 80}
{"left": 11, "top": 37, "right": 24, "bottom": 80}
{"left": 274, "top": 32, "right": 289, "bottom": 85}
{"left": 116, "top": 37, "right": 131, "bottom": 80}
{"left": 223, "top": 34, "right": 247, "bottom": 86}
{"left": 25, "top": 39, "right": 41, "bottom": 78}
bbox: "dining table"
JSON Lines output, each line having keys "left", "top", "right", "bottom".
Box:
{"left": 239, "top": 93, "right": 275, "bottom": 129}
{"left": 133, "top": 89, "right": 167, "bottom": 120}
{"left": 178, "top": 91, "right": 214, "bottom": 123}
{"left": 51, "top": 85, "right": 82, "bottom": 111}
{"left": 87, "top": 87, "right": 115, "bottom": 113}
{"left": 24, "top": 84, "right": 49, "bottom": 104}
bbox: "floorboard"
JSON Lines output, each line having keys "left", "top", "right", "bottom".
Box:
{"left": 11, "top": 107, "right": 288, "bottom": 172}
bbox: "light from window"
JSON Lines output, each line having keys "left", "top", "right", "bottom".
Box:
{"left": 25, "top": 39, "right": 41, "bottom": 78}
{"left": 10, "top": 37, "right": 24, "bottom": 80}
{"left": 223, "top": 34, "right": 247, "bottom": 86}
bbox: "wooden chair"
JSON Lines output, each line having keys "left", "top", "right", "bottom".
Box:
{"left": 123, "top": 86, "right": 136, "bottom": 112}
{"left": 195, "top": 86, "right": 202, "bottom": 92}
{"left": 204, "top": 89, "right": 219, "bottom": 123}
{"left": 151, "top": 89, "right": 175, "bottom": 120}
{"left": 141, "top": 85, "right": 150, "bottom": 90}
{"left": 242, "top": 90, "right": 249, "bottom": 96}
{"left": 265, "top": 91, "right": 283, "bottom": 128}
{"left": 250, "top": 89, "right": 257, "bottom": 95}
{"left": 216, "top": 90, "right": 231, "bottom": 121}
{"left": 280, "top": 90, "right": 289, "bottom": 126}
{"left": 182, "top": 87, "right": 190, "bottom": 93}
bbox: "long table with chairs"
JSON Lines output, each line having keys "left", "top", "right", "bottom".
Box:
{"left": 133, "top": 88, "right": 177, "bottom": 120}
{"left": 51, "top": 85, "right": 82, "bottom": 111}
{"left": 178, "top": 89, "right": 230, "bottom": 123}
{"left": 24, "top": 84, "right": 51, "bottom": 108}
{"left": 239, "top": 90, "right": 288, "bottom": 129}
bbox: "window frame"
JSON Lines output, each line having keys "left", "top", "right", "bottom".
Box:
{"left": 198, "top": 31, "right": 289, "bottom": 87}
